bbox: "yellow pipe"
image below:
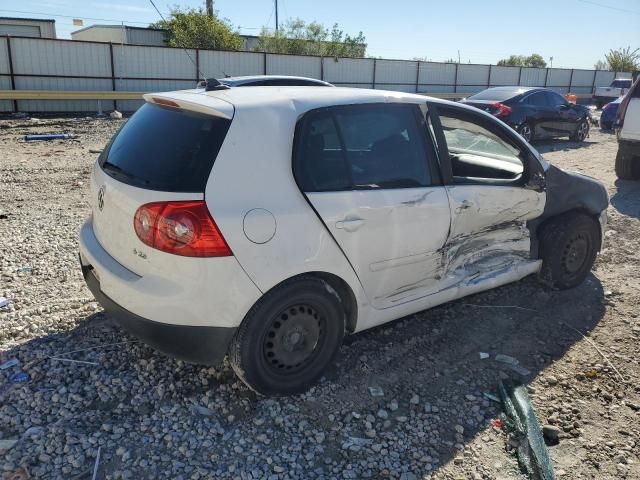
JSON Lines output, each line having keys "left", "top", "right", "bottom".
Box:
{"left": 0, "top": 90, "right": 145, "bottom": 100}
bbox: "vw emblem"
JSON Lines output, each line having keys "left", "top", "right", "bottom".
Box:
{"left": 97, "top": 186, "right": 105, "bottom": 211}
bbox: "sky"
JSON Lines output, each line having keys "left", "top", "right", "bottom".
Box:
{"left": 2, "top": 0, "right": 639, "bottom": 69}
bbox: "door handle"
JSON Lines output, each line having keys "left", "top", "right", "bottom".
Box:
{"left": 335, "top": 218, "right": 365, "bottom": 232}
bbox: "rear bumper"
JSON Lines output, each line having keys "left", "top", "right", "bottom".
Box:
{"left": 81, "top": 262, "right": 235, "bottom": 364}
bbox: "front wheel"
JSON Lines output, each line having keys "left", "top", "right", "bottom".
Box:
{"left": 538, "top": 213, "right": 600, "bottom": 289}
{"left": 228, "top": 277, "right": 345, "bottom": 395}
{"left": 571, "top": 119, "right": 589, "bottom": 142}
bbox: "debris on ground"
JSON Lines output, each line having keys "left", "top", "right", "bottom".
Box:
{"left": 368, "top": 385, "right": 384, "bottom": 397}
{"left": 109, "top": 110, "right": 123, "bottom": 119}
{"left": 0, "top": 439, "right": 18, "bottom": 452}
{"left": 0, "top": 297, "right": 10, "bottom": 309}
{"left": 24, "top": 134, "right": 77, "bottom": 141}
{"left": 9, "top": 372, "right": 30, "bottom": 383}
{"left": 479, "top": 352, "right": 490, "bottom": 359}
{"left": 499, "top": 381, "right": 555, "bottom": 480}
{"left": 0, "top": 358, "right": 19, "bottom": 370}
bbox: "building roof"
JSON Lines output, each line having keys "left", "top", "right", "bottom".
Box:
{"left": 0, "top": 16, "right": 55, "bottom": 23}
{"left": 71, "top": 24, "right": 166, "bottom": 35}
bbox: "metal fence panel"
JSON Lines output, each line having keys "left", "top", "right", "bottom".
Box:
{"left": 323, "top": 57, "right": 374, "bottom": 85}
{"left": 490, "top": 66, "right": 519, "bottom": 86}
{"left": 547, "top": 68, "right": 571, "bottom": 87}
{"left": 419, "top": 84, "right": 455, "bottom": 94}
{"left": 0, "top": 75, "right": 11, "bottom": 112}
{"left": 115, "top": 78, "right": 195, "bottom": 111}
{"left": 419, "top": 63, "right": 456, "bottom": 86}
{"left": 594, "top": 70, "right": 616, "bottom": 87}
{"left": 375, "top": 60, "right": 417, "bottom": 86}
{"left": 15, "top": 76, "right": 113, "bottom": 112}
{"left": 457, "top": 64, "right": 490, "bottom": 87}
{"left": 0, "top": 37, "right": 9, "bottom": 74}
{"left": 199, "top": 50, "right": 264, "bottom": 79}
{"left": 571, "top": 70, "right": 594, "bottom": 87}
{"left": 11, "top": 37, "right": 111, "bottom": 76}
{"left": 112, "top": 45, "right": 196, "bottom": 79}
{"left": 520, "top": 68, "right": 547, "bottom": 86}
{"left": 266, "top": 54, "right": 321, "bottom": 78}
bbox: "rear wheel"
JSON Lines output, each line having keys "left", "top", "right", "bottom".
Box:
{"left": 571, "top": 119, "right": 589, "bottom": 141}
{"left": 519, "top": 122, "right": 534, "bottom": 143}
{"left": 538, "top": 213, "right": 600, "bottom": 289}
{"left": 229, "top": 277, "right": 345, "bottom": 395}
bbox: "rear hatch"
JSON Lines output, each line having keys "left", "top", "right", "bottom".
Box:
{"left": 90, "top": 93, "right": 233, "bottom": 275}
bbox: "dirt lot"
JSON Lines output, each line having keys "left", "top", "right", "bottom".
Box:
{"left": 1, "top": 116, "right": 639, "bottom": 480}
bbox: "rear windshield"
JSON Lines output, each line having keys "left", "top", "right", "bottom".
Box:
{"left": 467, "top": 88, "right": 522, "bottom": 102}
{"left": 99, "top": 103, "right": 231, "bottom": 192}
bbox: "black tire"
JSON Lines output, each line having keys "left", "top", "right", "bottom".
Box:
{"left": 229, "top": 276, "right": 345, "bottom": 395}
{"left": 615, "top": 143, "right": 640, "bottom": 180}
{"left": 571, "top": 119, "right": 589, "bottom": 141}
{"left": 538, "top": 213, "right": 600, "bottom": 289}
{"left": 519, "top": 122, "right": 534, "bottom": 143}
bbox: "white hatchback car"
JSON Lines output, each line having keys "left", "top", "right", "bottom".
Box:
{"left": 79, "top": 84, "right": 608, "bottom": 394}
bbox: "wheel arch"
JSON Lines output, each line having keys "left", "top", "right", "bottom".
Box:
{"left": 530, "top": 208, "right": 602, "bottom": 259}
{"left": 257, "top": 271, "right": 359, "bottom": 334}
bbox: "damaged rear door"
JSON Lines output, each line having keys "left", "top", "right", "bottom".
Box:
{"left": 427, "top": 103, "right": 546, "bottom": 288}
{"left": 293, "top": 103, "right": 451, "bottom": 309}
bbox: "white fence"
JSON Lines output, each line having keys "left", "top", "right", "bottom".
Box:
{"left": 0, "top": 35, "right": 633, "bottom": 112}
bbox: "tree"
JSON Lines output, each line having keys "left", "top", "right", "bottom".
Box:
{"left": 594, "top": 59, "right": 608, "bottom": 70}
{"left": 604, "top": 46, "right": 639, "bottom": 72}
{"left": 497, "top": 54, "right": 547, "bottom": 68}
{"left": 256, "top": 19, "right": 366, "bottom": 57}
{"left": 151, "top": 7, "right": 243, "bottom": 50}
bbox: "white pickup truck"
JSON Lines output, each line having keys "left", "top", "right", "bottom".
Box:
{"left": 593, "top": 78, "right": 633, "bottom": 109}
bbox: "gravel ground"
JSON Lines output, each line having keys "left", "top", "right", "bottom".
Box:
{"left": 1, "top": 115, "right": 639, "bottom": 480}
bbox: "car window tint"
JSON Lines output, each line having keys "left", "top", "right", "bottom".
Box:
{"left": 612, "top": 79, "right": 631, "bottom": 88}
{"left": 526, "top": 92, "right": 548, "bottom": 106}
{"left": 100, "top": 103, "right": 231, "bottom": 192}
{"left": 437, "top": 109, "right": 524, "bottom": 181}
{"left": 334, "top": 105, "right": 431, "bottom": 189}
{"left": 295, "top": 104, "right": 432, "bottom": 191}
{"left": 295, "top": 111, "right": 351, "bottom": 192}
{"left": 545, "top": 91, "right": 567, "bottom": 107}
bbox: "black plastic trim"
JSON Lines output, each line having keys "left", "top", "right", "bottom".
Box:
{"left": 81, "top": 260, "right": 236, "bottom": 365}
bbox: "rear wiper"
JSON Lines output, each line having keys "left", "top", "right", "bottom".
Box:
{"left": 101, "top": 162, "right": 149, "bottom": 185}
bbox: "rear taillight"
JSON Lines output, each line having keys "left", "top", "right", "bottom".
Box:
{"left": 490, "top": 102, "right": 512, "bottom": 118}
{"left": 134, "top": 201, "right": 232, "bottom": 257}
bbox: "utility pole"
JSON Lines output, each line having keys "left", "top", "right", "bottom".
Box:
{"left": 275, "top": 0, "right": 279, "bottom": 32}
{"left": 457, "top": 50, "right": 461, "bottom": 64}
{"left": 550, "top": 56, "right": 554, "bottom": 68}
{"left": 206, "top": 0, "right": 213, "bottom": 17}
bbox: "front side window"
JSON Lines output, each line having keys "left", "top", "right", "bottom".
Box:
{"left": 436, "top": 107, "right": 524, "bottom": 182}
{"left": 295, "top": 104, "right": 433, "bottom": 191}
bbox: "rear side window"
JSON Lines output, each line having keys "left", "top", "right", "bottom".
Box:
{"left": 100, "top": 103, "right": 231, "bottom": 192}
{"left": 612, "top": 79, "right": 632, "bottom": 88}
{"left": 525, "top": 92, "right": 549, "bottom": 106}
{"left": 294, "top": 104, "right": 433, "bottom": 191}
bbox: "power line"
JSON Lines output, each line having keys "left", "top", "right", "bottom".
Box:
{"left": 148, "top": 0, "right": 205, "bottom": 81}
{"left": 576, "top": 0, "right": 640, "bottom": 15}
{"left": 0, "top": 8, "right": 156, "bottom": 25}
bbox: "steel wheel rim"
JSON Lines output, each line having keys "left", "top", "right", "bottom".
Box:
{"left": 562, "top": 234, "right": 589, "bottom": 274}
{"left": 520, "top": 125, "right": 532, "bottom": 142}
{"left": 577, "top": 121, "right": 588, "bottom": 141}
{"left": 263, "top": 304, "right": 325, "bottom": 373}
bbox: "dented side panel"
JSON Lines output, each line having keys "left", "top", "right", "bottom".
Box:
{"left": 441, "top": 185, "right": 546, "bottom": 288}
{"left": 306, "top": 187, "right": 451, "bottom": 309}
